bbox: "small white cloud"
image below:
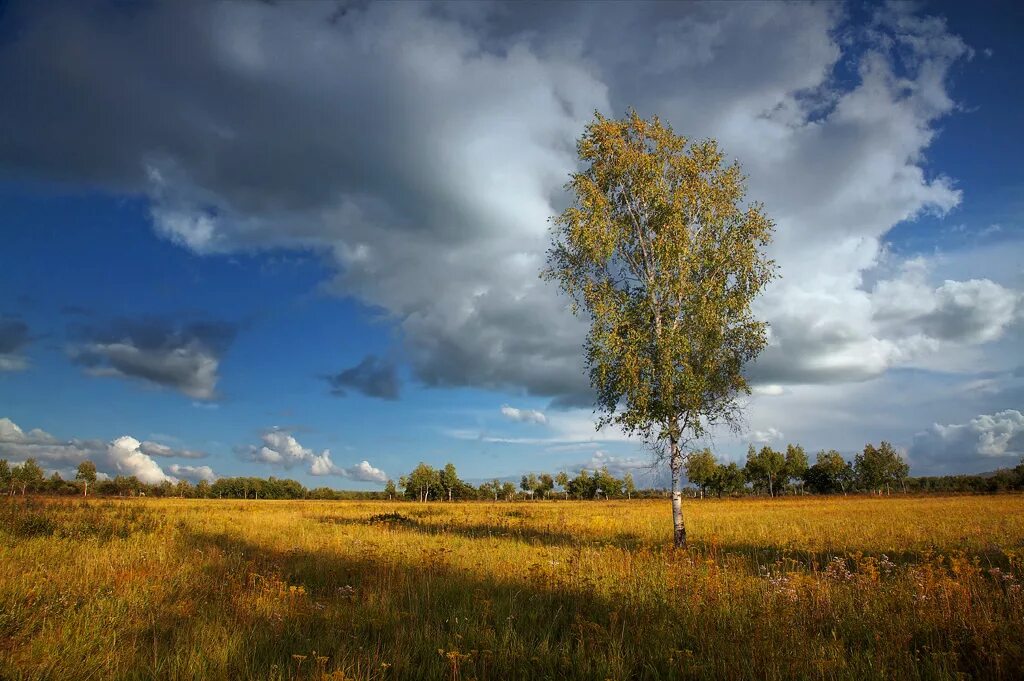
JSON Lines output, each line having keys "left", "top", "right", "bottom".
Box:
{"left": 500, "top": 405, "right": 547, "bottom": 425}
{"left": 751, "top": 427, "right": 784, "bottom": 444}
{"left": 344, "top": 460, "right": 388, "bottom": 483}
{"left": 166, "top": 463, "right": 217, "bottom": 483}
{"left": 0, "top": 354, "right": 29, "bottom": 372}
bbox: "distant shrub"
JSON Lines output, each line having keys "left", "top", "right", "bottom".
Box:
{"left": 367, "top": 512, "right": 416, "bottom": 526}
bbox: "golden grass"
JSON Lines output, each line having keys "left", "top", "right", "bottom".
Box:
{"left": 1, "top": 495, "right": 1022, "bottom": 680}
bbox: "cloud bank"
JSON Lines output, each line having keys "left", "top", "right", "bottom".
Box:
{"left": 910, "top": 410, "right": 1024, "bottom": 474}
{"left": 0, "top": 417, "right": 213, "bottom": 484}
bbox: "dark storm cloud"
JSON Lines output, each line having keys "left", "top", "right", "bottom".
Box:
{"left": 0, "top": 0, "right": 1016, "bottom": 420}
{"left": 69, "top": 318, "right": 236, "bottom": 400}
{"left": 326, "top": 355, "right": 400, "bottom": 400}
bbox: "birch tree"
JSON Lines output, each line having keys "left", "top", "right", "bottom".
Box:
{"left": 544, "top": 110, "right": 776, "bottom": 547}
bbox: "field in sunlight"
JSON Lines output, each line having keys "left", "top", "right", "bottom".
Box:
{"left": 1, "top": 495, "right": 1022, "bottom": 680}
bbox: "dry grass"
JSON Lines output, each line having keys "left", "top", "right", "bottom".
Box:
{"left": 1, "top": 495, "right": 1022, "bottom": 680}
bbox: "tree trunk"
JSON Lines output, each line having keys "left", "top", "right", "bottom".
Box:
{"left": 670, "top": 435, "right": 686, "bottom": 548}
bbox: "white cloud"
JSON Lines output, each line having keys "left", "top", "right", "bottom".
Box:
{"left": 242, "top": 429, "right": 386, "bottom": 483}
{"left": 0, "top": 417, "right": 215, "bottom": 484}
{"left": 500, "top": 405, "right": 547, "bottom": 425}
{"left": 344, "top": 460, "right": 388, "bottom": 484}
{"left": 910, "top": 410, "right": 1024, "bottom": 473}
{"left": 138, "top": 440, "right": 208, "bottom": 459}
{"left": 0, "top": 355, "right": 28, "bottom": 372}
{"left": 751, "top": 428, "right": 785, "bottom": 445}
{"left": 166, "top": 463, "right": 217, "bottom": 483}
{"left": 107, "top": 436, "right": 176, "bottom": 485}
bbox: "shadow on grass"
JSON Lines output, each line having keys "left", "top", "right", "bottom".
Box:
{"left": 141, "top": 527, "right": 1016, "bottom": 681}
{"left": 155, "top": 526, "right": 679, "bottom": 681}
{"left": 317, "top": 514, "right": 651, "bottom": 551}
{"left": 316, "top": 513, "right": 1019, "bottom": 572}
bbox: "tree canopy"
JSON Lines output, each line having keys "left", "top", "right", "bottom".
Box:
{"left": 544, "top": 110, "right": 776, "bottom": 545}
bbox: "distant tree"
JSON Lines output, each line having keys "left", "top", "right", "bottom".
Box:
{"left": 567, "top": 469, "right": 595, "bottom": 500}
{"left": 803, "top": 450, "right": 854, "bottom": 494}
{"left": 593, "top": 467, "right": 622, "bottom": 499}
{"left": 195, "top": 479, "right": 211, "bottom": 498}
{"left": 48, "top": 472, "right": 69, "bottom": 495}
{"left": 76, "top": 460, "right": 98, "bottom": 498}
{"left": 745, "top": 445, "right": 785, "bottom": 497}
{"left": 477, "top": 480, "right": 495, "bottom": 501}
{"left": 555, "top": 471, "right": 570, "bottom": 499}
{"left": 14, "top": 458, "right": 44, "bottom": 495}
{"left": 623, "top": 472, "right": 636, "bottom": 499}
{"left": 710, "top": 462, "right": 745, "bottom": 498}
{"left": 855, "top": 441, "right": 908, "bottom": 494}
{"left": 520, "top": 473, "right": 539, "bottom": 500}
{"left": 543, "top": 110, "right": 776, "bottom": 546}
{"left": 0, "top": 459, "right": 11, "bottom": 496}
{"left": 537, "top": 473, "right": 555, "bottom": 500}
{"left": 685, "top": 448, "right": 717, "bottom": 498}
{"left": 406, "top": 463, "right": 440, "bottom": 502}
{"left": 784, "top": 444, "right": 809, "bottom": 495}
{"left": 500, "top": 481, "right": 516, "bottom": 501}
{"left": 440, "top": 463, "right": 461, "bottom": 502}
{"left": 384, "top": 479, "right": 397, "bottom": 500}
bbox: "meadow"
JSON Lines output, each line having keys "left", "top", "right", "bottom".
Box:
{"left": 1, "top": 495, "right": 1022, "bottom": 680}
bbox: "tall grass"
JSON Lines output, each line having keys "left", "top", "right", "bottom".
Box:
{"left": 1, "top": 495, "right": 1021, "bottom": 679}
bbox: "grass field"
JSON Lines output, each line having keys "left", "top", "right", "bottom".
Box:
{"left": 1, "top": 495, "right": 1022, "bottom": 680}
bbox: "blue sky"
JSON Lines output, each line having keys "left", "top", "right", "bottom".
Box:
{"left": 1, "top": 1, "right": 1022, "bottom": 487}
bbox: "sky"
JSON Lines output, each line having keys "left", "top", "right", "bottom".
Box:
{"left": 0, "top": 0, "right": 1022, "bottom": 489}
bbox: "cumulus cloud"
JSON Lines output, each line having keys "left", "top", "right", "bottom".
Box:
{"left": 750, "top": 428, "right": 785, "bottom": 445}
{"left": 910, "top": 410, "right": 1024, "bottom": 474}
{"left": 872, "top": 260, "right": 1021, "bottom": 346}
{"left": 500, "top": 405, "right": 547, "bottom": 425}
{"left": 69, "top": 319, "right": 235, "bottom": 400}
{"left": 241, "top": 429, "right": 386, "bottom": 483}
{"left": 166, "top": 463, "right": 217, "bottom": 483}
{"left": 0, "top": 317, "right": 31, "bottom": 371}
{"left": 325, "top": 355, "right": 400, "bottom": 400}
{"left": 138, "top": 440, "right": 208, "bottom": 459}
{"left": 106, "top": 436, "right": 175, "bottom": 484}
{"left": 0, "top": 417, "right": 209, "bottom": 484}
{"left": 0, "top": 1, "right": 1019, "bottom": 410}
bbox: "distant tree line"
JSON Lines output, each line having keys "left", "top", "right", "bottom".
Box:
{"left": 395, "top": 462, "right": 640, "bottom": 502}
{"left": 686, "top": 442, "right": 1024, "bottom": 497}
{"left": 0, "top": 459, "right": 387, "bottom": 500}
{"left": 3, "top": 448, "right": 1024, "bottom": 501}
